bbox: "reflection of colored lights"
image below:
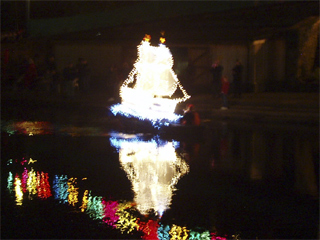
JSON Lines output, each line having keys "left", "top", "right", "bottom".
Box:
{"left": 21, "top": 158, "right": 28, "bottom": 165}
{"left": 169, "top": 224, "right": 189, "bottom": 240}
{"left": 21, "top": 168, "right": 28, "bottom": 192}
{"left": 14, "top": 176, "right": 23, "bottom": 205}
{"left": 86, "top": 194, "right": 104, "bottom": 220}
{"left": 116, "top": 210, "right": 139, "bottom": 234}
{"left": 139, "top": 219, "right": 159, "bottom": 240}
{"left": 115, "top": 202, "right": 139, "bottom": 234}
{"left": 12, "top": 121, "right": 53, "bottom": 135}
{"left": 158, "top": 224, "right": 171, "bottom": 240}
{"left": 7, "top": 159, "right": 13, "bottom": 165}
{"left": 5, "top": 156, "right": 231, "bottom": 240}
{"left": 67, "top": 178, "right": 79, "bottom": 206}
{"left": 52, "top": 175, "right": 69, "bottom": 203}
{"left": 38, "top": 172, "right": 52, "bottom": 199}
{"left": 27, "top": 168, "right": 37, "bottom": 198}
{"left": 7, "top": 172, "right": 13, "bottom": 192}
{"left": 28, "top": 158, "right": 37, "bottom": 164}
{"left": 211, "top": 233, "right": 227, "bottom": 240}
{"left": 188, "top": 230, "right": 211, "bottom": 240}
{"left": 80, "top": 190, "right": 89, "bottom": 212}
{"left": 102, "top": 199, "right": 119, "bottom": 227}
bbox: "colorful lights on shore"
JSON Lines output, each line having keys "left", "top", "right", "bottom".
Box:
{"left": 110, "top": 35, "right": 190, "bottom": 125}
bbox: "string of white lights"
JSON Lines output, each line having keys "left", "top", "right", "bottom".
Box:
{"left": 112, "top": 36, "right": 191, "bottom": 125}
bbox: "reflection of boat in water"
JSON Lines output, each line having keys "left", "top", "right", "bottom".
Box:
{"left": 109, "top": 133, "right": 189, "bottom": 216}
{"left": 111, "top": 34, "right": 190, "bottom": 124}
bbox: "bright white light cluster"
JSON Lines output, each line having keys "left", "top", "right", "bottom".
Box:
{"left": 109, "top": 135, "right": 189, "bottom": 216}
{"left": 111, "top": 37, "right": 190, "bottom": 125}
{"left": 110, "top": 103, "right": 182, "bottom": 126}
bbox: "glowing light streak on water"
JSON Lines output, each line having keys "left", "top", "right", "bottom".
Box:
{"left": 13, "top": 121, "right": 53, "bottom": 135}
{"left": 102, "top": 199, "right": 119, "bottom": 227}
{"left": 14, "top": 175, "right": 23, "bottom": 205}
{"left": 86, "top": 194, "right": 104, "bottom": 220}
{"left": 4, "top": 157, "right": 231, "bottom": 240}
{"left": 188, "top": 230, "right": 211, "bottom": 240}
{"left": 115, "top": 201, "right": 139, "bottom": 234}
{"left": 80, "top": 190, "right": 89, "bottom": 212}
{"left": 5, "top": 127, "right": 15, "bottom": 135}
{"left": 158, "top": 224, "right": 171, "bottom": 240}
{"left": 67, "top": 177, "right": 79, "bottom": 206}
{"left": 138, "top": 219, "right": 160, "bottom": 240}
{"left": 110, "top": 136, "right": 189, "bottom": 216}
{"left": 21, "top": 168, "right": 28, "bottom": 193}
{"left": 7, "top": 172, "right": 13, "bottom": 193}
{"left": 36, "top": 172, "right": 52, "bottom": 199}
{"left": 27, "top": 168, "right": 37, "bottom": 198}
{"left": 52, "top": 175, "right": 69, "bottom": 203}
{"left": 116, "top": 210, "right": 139, "bottom": 234}
{"left": 210, "top": 233, "right": 227, "bottom": 240}
{"left": 169, "top": 224, "right": 189, "bottom": 240}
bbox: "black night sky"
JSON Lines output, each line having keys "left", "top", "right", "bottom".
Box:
{"left": 1, "top": 1, "right": 140, "bottom": 31}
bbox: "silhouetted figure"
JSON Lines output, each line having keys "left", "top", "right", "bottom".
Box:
{"left": 221, "top": 76, "right": 230, "bottom": 110}
{"left": 24, "top": 58, "right": 38, "bottom": 90}
{"left": 63, "top": 63, "right": 78, "bottom": 97}
{"left": 45, "top": 56, "right": 60, "bottom": 94}
{"left": 77, "top": 58, "right": 91, "bottom": 93}
{"left": 181, "top": 104, "right": 201, "bottom": 126}
{"left": 210, "top": 60, "right": 223, "bottom": 98}
{"left": 232, "top": 59, "right": 243, "bottom": 98}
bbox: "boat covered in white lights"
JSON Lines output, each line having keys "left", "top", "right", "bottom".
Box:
{"left": 110, "top": 34, "right": 190, "bottom": 126}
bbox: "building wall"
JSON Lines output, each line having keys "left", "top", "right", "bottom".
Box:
{"left": 181, "top": 44, "right": 249, "bottom": 94}
{"left": 249, "top": 39, "right": 286, "bottom": 92}
{"left": 53, "top": 42, "right": 252, "bottom": 95}
{"left": 210, "top": 44, "right": 248, "bottom": 86}
{"left": 54, "top": 42, "right": 122, "bottom": 90}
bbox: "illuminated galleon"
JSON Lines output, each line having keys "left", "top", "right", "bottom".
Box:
{"left": 111, "top": 34, "right": 190, "bottom": 124}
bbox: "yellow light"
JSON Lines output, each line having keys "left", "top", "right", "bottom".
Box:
{"left": 28, "top": 158, "right": 37, "bottom": 164}
{"left": 27, "top": 168, "right": 37, "bottom": 198}
{"left": 80, "top": 189, "right": 89, "bottom": 212}
{"left": 169, "top": 224, "right": 189, "bottom": 239}
{"left": 160, "top": 37, "right": 166, "bottom": 44}
{"left": 143, "top": 34, "right": 151, "bottom": 42}
{"left": 115, "top": 201, "right": 139, "bottom": 233}
{"left": 14, "top": 176, "right": 23, "bottom": 205}
{"left": 67, "top": 177, "right": 79, "bottom": 206}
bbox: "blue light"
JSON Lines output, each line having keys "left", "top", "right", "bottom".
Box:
{"left": 110, "top": 103, "right": 182, "bottom": 128}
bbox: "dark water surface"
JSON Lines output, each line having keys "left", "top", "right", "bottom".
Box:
{"left": 1, "top": 119, "right": 319, "bottom": 239}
